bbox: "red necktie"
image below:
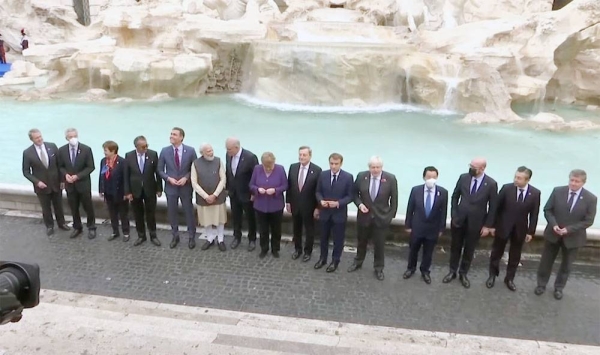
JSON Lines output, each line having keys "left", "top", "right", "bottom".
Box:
{"left": 175, "top": 148, "right": 180, "bottom": 169}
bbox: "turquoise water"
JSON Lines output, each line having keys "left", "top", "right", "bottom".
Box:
{"left": 2, "top": 95, "right": 598, "bottom": 226}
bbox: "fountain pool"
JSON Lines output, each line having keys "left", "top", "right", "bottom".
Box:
{"left": 1, "top": 95, "right": 598, "bottom": 226}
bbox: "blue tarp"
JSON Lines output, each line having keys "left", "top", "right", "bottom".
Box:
{"left": 0, "top": 63, "right": 11, "bottom": 77}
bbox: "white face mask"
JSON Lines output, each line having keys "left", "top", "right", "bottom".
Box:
{"left": 425, "top": 178, "right": 437, "bottom": 189}
{"left": 68, "top": 137, "right": 78, "bottom": 146}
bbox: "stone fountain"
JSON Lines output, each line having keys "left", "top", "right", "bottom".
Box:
{"left": 0, "top": 0, "right": 599, "bottom": 128}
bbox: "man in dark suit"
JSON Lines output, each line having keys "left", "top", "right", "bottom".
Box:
{"left": 487, "top": 166, "right": 540, "bottom": 291}
{"left": 225, "top": 137, "right": 259, "bottom": 251}
{"left": 57, "top": 128, "right": 96, "bottom": 239}
{"left": 314, "top": 153, "right": 354, "bottom": 273}
{"left": 535, "top": 169, "right": 597, "bottom": 300}
{"left": 347, "top": 156, "right": 398, "bottom": 280}
{"left": 286, "top": 146, "right": 322, "bottom": 262}
{"left": 403, "top": 166, "right": 448, "bottom": 284}
{"left": 124, "top": 136, "right": 163, "bottom": 247}
{"left": 158, "top": 127, "right": 198, "bottom": 249}
{"left": 444, "top": 157, "right": 497, "bottom": 288}
{"left": 22, "top": 128, "right": 70, "bottom": 236}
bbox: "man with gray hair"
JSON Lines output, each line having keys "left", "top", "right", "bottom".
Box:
{"left": 191, "top": 143, "right": 228, "bottom": 251}
{"left": 348, "top": 156, "right": 398, "bottom": 280}
{"left": 535, "top": 169, "right": 597, "bottom": 300}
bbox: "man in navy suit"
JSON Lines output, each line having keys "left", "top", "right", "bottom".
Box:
{"left": 314, "top": 153, "right": 354, "bottom": 273}
{"left": 158, "top": 127, "right": 198, "bottom": 249}
{"left": 404, "top": 166, "right": 448, "bottom": 284}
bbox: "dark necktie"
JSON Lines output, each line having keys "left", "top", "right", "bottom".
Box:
{"left": 70, "top": 147, "right": 76, "bottom": 164}
{"left": 174, "top": 148, "right": 180, "bottom": 169}
{"left": 331, "top": 174, "right": 337, "bottom": 186}
{"left": 425, "top": 189, "right": 432, "bottom": 217}
{"left": 470, "top": 178, "right": 478, "bottom": 195}
{"left": 518, "top": 188, "right": 525, "bottom": 203}
{"left": 567, "top": 192, "right": 576, "bottom": 212}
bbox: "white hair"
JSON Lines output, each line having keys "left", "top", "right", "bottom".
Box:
{"left": 199, "top": 143, "right": 212, "bottom": 153}
{"left": 368, "top": 155, "right": 383, "bottom": 167}
{"left": 64, "top": 128, "right": 78, "bottom": 138}
{"left": 225, "top": 137, "right": 240, "bottom": 147}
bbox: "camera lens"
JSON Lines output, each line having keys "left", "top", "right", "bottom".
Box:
{"left": 0, "top": 266, "right": 29, "bottom": 301}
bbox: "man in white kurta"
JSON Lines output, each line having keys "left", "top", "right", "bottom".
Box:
{"left": 191, "top": 144, "right": 228, "bottom": 251}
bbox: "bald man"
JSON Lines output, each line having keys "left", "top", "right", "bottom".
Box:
{"left": 444, "top": 157, "right": 498, "bottom": 288}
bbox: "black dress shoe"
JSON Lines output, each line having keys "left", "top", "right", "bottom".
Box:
{"left": 403, "top": 270, "right": 415, "bottom": 279}
{"left": 554, "top": 289, "right": 563, "bottom": 300}
{"left": 505, "top": 279, "right": 517, "bottom": 292}
{"left": 134, "top": 237, "right": 146, "bottom": 246}
{"left": 248, "top": 240, "right": 256, "bottom": 251}
{"left": 459, "top": 274, "right": 470, "bottom": 289}
{"left": 46, "top": 227, "right": 54, "bottom": 236}
{"left": 88, "top": 229, "right": 97, "bottom": 239}
{"left": 486, "top": 276, "right": 496, "bottom": 289}
{"left": 170, "top": 236, "right": 180, "bottom": 249}
{"left": 272, "top": 251, "right": 280, "bottom": 258}
{"left": 534, "top": 286, "right": 545, "bottom": 296}
{"left": 150, "top": 237, "right": 161, "bottom": 247}
{"left": 189, "top": 238, "right": 196, "bottom": 250}
{"left": 108, "top": 233, "right": 120, "bottom": 241}
{"left": 259, "top": 250, "right": 268, "bottom": 259}
{"left": 123, "top": 235, "right": 130, "bottom": 242}
{"left": 58, "top": 224, "right": 71, "bottom": 231}
{"left": 70, "top": 229, "right": 82, "bottom": 239}
{"left": 201, "top": 240, "right": 214, "bottom": 250}
{"left": 375, "top": 270, "right": 384, "bottom": 281}
{"left": 218, "top": 242, "right": 226, "bottom": 252}
{"left": 231, "top": 238, "right": 241, "bottom": 249}
{"left": 314, "top": 259, "right": 326, "bottom": 269}
{"left": 326, "top": 262, "right": 338, "bottom": 273}
{"left": 292, "top": 250, "right": 302, "bottom": 260}
{"left": 302, "top": 253, "right": 312, "bottom": 262}
{"left": 347, "top": 263, "right": 362, "bottom": 273}
{"left": 422, "top": 273, "right": 432, "bottom": 284}
{"left": 442, "top": 272, "right": 457, "bottom": 283}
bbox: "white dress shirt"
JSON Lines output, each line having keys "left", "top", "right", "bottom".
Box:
{"left": 423, "top": 185, "right": 435, "bottom": 208}
{"left": 232, "top": 148, "right": 242, "bottom": 175}
{"left": 370, "top": 175, "right": 381, "bottom": 199}
{"left": 470, "top": 173, "right": 486, "bottom": 192}
{"left": 568, "top": 187, "right": 583, "bottom": 211}
{"left": 35, "top": 144, "right": 49, "bottom": 167}
{"left": 516, "top": 184, "right": 529, "bottom": 201}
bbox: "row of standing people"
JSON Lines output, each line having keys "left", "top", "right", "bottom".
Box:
{"left": 0, "top": 29, "right": 29, "bottom": 64}
{"left": 22, "top": 127, "right": 596, "bottom": 299}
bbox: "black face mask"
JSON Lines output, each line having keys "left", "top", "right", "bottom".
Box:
{"left": 468, "top": 168, "right": 478, "bottom": 177}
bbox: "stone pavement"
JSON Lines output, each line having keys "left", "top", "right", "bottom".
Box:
{"left": 0, "top": 213, "right": 599, "bottom": 347}
{"left": 1, "top": 290, "right": 597, "bottom": 355}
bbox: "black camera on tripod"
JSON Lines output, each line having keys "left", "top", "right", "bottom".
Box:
{"left": 0, "top": 261, "right": 41, "bottom": 325}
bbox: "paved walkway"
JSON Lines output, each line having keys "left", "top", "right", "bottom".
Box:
{"left": 0, "top": 213, "right": 599, "bottom": 348}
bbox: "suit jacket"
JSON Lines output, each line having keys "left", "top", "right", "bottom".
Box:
{"left": 316, "top": 169, "right": 354, "bottom": 223}
{"left": 157, "top": 144, "right": 197, "bottom": 196}
{"left": 250, "top": 164, "right": 288, "bottom": 213}
{"left": 124, "top": 149, "right": 162, "bottom": 198}
{"left": 543, "top": 186, "right": 597, "bottom": 249}
{"left": 451, "top": 173, "right": 498, "bottom": 229}
{"left": 225, "top": 148, "right": 259, "bottom": 203}
{"left": 494, "top": 183, "right": 541, "bottom": 239}
{"left": 405, "top": 184, "right": 448, "bottom": 239}
{"left": 57, "top": 143, "right": 95, "bottom": 193}
{"left": 286, "top": 162, "right": 322, "bottom": 215}
{"left": 353, "top": 171, "right": 399, "bottom": 227}
{"left": 98, "top": 156, "right": 127, "bottom": 200}
{"left": 22, "top": 142, "right": 61, "bottom": 194}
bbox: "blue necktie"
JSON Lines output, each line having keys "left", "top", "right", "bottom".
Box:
{"left": 470, "top": 179, "right": 478, "bottom": 195}
{"left": 425, "top": 189, "right": 432, "bottom": 217}
{"left": 138, "top": 154, "right": 145, "bottom": 172}
{"left": 70, "top": 147, "right": 76, "bottom": 164}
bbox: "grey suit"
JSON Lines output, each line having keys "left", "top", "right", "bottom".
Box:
{"left": 537, "top": 186, "right": 597, "bottom": 291}
{"left": 158, "top": 144, "right": 198, "bottom": 239}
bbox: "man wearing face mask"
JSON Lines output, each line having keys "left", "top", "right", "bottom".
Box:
{"left": 57, "top": 128, "right": 96, "bottom": 239}
{"left": 348, "top": 156, "right": 398, "bottom": 281}
{"left": 404, "top": 166, "right": 448, "bottom": 284}
{"left": 444, "top": 157, "right": 497, "bottom": 288}
{"left": 535, "top": 169, "right": 596, "bottom": 300}
{"left": 486, "top": 166, "right": 540, "bottom": 292}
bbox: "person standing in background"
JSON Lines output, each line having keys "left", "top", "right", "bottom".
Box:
{"left": 99, "top": 141, "right": 130, "bottom": 242}
{"left": 20, "top": 29, "right": 28, "bottom": 50}
{"left": 0, "top": 34, "right": 7, "bottom": 64}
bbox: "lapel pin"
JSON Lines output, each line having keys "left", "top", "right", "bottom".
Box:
{"left": 437, "top": 191, "right": 440, "bottom": 196}
{"left": 580, "top": 196, "right": 583, "bottom": 200}
{"left": 484, "top": 182, "right": 487, "bottom": 186}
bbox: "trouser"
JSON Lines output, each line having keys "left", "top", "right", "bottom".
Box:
{"left": 292, "top": 210, "right": 316, "bottom": 254}
{"left": 449, "top": 219, "right": 482, "bottom": 275}
{"left": 131, "top": 190, "right": 157, "bottom": 238}
{"left": 257, "top": 210, "right": 283, "bottom": 252}
{"left": 319, "top": 218, "right": 346, "bottom": 263}
{"left": 166, "top": 193, "right": 196, "bottom": 239}
{"left": 37, "top": 190, "right": 66, "bottom": 228}
{"left": 407, "top": 236, "right": 437, "bottom": 274}
{"left": 231, "top": 196, "right": 257, "bottom": 241}
{"left": 537, "top": 239, "right": 579, "bottom": 291}
{"left": 354, "top": 223, "right": 387, "bottom": 271}
{"left": 66, "top": 189, "right": 96, "bottom": 230}
{"left": 489, "top": 227, "right": 525, "bottom": 281}
{"left": 204, "top": 225, "right": 225, "bottom": 243}
{"left": 105, "top": 195, "right": 130, "bottom": 235}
